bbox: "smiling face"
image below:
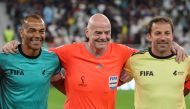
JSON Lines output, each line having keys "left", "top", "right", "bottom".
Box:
{"left": 20, "top": 17, "right": 45, "bottom": 51}
{"left": 85, "top": 14, "right": 111, "bottom": 52}
{"left": 148, "top": 22, "right": 173, "bottom": 55}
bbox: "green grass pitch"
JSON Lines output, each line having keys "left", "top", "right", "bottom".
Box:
{"left": 48, "top": 88, "right": 190, "bottom": 109}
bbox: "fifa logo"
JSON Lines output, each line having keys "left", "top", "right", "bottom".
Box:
{"left": 140, "top": 71, "right": 154, "bottom": 76}
{"left": 8, "top": 69, "right": 24, "bottom": 76}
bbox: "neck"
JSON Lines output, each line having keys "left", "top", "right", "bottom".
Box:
{"left": 151, "top": 48, "right": 172, "bottom": 57}
{"left": 86, "top": 42, "right": 107, "bottom": 57}
{"left": 21, "top": 45, "right": 41, "bottom": 57}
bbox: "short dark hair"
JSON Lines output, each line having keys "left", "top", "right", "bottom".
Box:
{"left": 147, "top": 16, "right": 174, "bottom": 34}
{"left": 21, "top": 14, "right": 43, "bottom": 26}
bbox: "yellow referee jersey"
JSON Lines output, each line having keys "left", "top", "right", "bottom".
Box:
{"left": 124, "top": 49, "right": 190, "bottom": 109}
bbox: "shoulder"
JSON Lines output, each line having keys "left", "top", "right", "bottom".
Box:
{"left": 110, "top": 43, "right": 137, "bottom": 52}
{"left": 50, "top": 43, "right": 83, "bottom": 53}
{"left": 110, "top": 43, "right": 128, "bottom": 49}
{"left": 129, "top": 49, "right": 149, "bottom": 61}
{"left": 40, "top": 49, "right": 60, "bottom": 65}
{"left": 41, "top": 48, "right": 58, "bottom": 58}
{"left": 132, "top": 49, "right": 148, "bottom": 56}
{"left": 58, "top": 43, "right": 83, "bottom": 49}
{"left": 0, "top": 52, "right": 5, "bottom": 60}
{"left": 0, "top": 52, "right": 20, "bottom": 67}
{"left": 0, "top": 52, "right": 19, "bottom": 59}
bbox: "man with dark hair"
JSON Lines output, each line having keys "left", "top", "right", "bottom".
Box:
{"left": 0, "top": 14, "right": 61, "bottom": 109}
{"left": 124, "top": 16, "right": 190, "bottom": 109}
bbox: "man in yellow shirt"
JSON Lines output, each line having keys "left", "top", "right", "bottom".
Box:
{"left": 124, "top": 16, "right": 190, "bottom": 109}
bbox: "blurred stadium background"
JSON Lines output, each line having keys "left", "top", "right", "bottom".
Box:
{"left": 0, "top": 0, "right": 190, "bottom": 108}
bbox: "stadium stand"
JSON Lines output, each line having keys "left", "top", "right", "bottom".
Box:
{"left": 0, "top": 0, "right": 190, "bottom": 53}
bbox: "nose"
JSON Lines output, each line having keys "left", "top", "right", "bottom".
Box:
{"left": 101, "top": 33, "right": 107, "bottom": 38}
{"left": 159, "top": 33, "right": 167, "bottom": 39}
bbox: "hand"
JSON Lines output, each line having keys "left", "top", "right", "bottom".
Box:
{"left": 119, "top": 70, "right": 133, "bottom": 83}
{"left": 171, "top": 42, "right": 188, "bottom": 63}
{"left": 51, "top": 73, "right": 65, "bottom": 82}
{"left": 1, "top": 40, "right": 20, "bottom": 54}
{"left": 51, "top": 73, "right": 66, "bottom": 95}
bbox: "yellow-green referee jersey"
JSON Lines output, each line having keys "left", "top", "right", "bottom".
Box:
{"left": 124, "top": 48, "right": 190, "bottom": 109}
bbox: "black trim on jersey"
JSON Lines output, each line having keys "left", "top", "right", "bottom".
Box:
{"left": 132, "top": 49, "right": 148, "bottom": 56}
{"left": 149, "top": 48, "right": 174, "bottom": 59}
{"left": 18, "top": 44, "right": 41, "bottom": 59}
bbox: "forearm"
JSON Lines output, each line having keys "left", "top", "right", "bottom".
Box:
{"left": 118, "top": 73, "right": 133, "bottom": 86}
{"left": 51, "top": 79, "right": 66, "bottom": 95}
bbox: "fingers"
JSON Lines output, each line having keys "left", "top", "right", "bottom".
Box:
{"left": 51, "top": 73, "right": 63, "bottom": 82}
{"left": 119, "top": 70, "right": 133, "bottom": 83}
{"left": 175, "top": 50, "right": 181, "bottom": 64}
{"left": 2, "top": 45, "right": 14, "bottom": 54}
{"left": 6, "top": 44, "right": 16, "bottom": 54}
{"left": 171, "top": 46, "right": 176, "bottom": 54}
{"left": 120, "top": 72, "right": 127, "bottom": 82}
{"left": 175, "top": 47, "right": 188, "bottom": 63}
{"left": 2, "top": 40, "right": 19, "bottom": 54}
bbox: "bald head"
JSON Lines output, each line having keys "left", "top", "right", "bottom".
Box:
{"left": 87, "top": 13, "right": 111, "bottom": 29}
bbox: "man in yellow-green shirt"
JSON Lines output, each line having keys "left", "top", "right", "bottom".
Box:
{"left": 124, "top": 16, "right": 190, "bottom": 109}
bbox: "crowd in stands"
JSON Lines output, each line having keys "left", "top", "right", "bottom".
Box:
{"left": 4, "top": 0, "right": 190, "bottom": 51}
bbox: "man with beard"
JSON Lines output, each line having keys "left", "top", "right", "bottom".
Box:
{"left": 0, "top": 14, "right": 61, "bottom": 109}
{"left": 124, "top": 16, "right": 190, "bottom": 109}
{"left": 1, "top": 14, "right": 187, "bottom": 109}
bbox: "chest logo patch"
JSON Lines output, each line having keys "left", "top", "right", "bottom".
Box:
{"left": 109, "top": 76, "right": 118, "bottom": 90}
{"left": 78, "top": 76, "right": 87, "bottom": 87}
{"left": 173, "top": 70, "right": 184, "bottom": 76}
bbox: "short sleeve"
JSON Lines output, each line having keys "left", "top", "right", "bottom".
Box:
{"left": 53, "top": 55, "right": 62, "bottom": 75}
{"left": 124, "top": 57, "right": 134, "bottom": 77}
{"left": 122, "top": 45, "right": 139, "bottom": 63}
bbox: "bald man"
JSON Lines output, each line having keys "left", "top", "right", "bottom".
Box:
{"left": 1, "top": 13, "right": 187, "bottom": 109}
{"left": 50, "top": 13, "right": 137, "bottom": 109}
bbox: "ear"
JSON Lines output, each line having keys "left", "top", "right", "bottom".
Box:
{"left": 85, "top": 27, "right": 89, "bottom": 39}
{"left": 19, "top": 28, "right": 24, "bottom": 39}
{"left": 146, "top": 33, "right": 152, "bottom": 42}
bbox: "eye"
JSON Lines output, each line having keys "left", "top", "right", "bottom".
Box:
{"left": 95, "top": 31, "right": 103, "bottom": 35}
{"left": 165, "top": 32, "right": 171, "bottom": 35}
{"left": 154, "top": 32, "right": 161, "bottom": 36}
{"left": 28, "top": 28, "right": 36, "bottom": 33}
{"left": 104, "top": 31, "right": 111, "bottom": 35}
{"left": 39, "top": 29, "right": 45, "bottom": 34}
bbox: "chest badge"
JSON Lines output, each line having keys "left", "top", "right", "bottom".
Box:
{"left": 109, "top": 76, "right": 118, "bottom": 90}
